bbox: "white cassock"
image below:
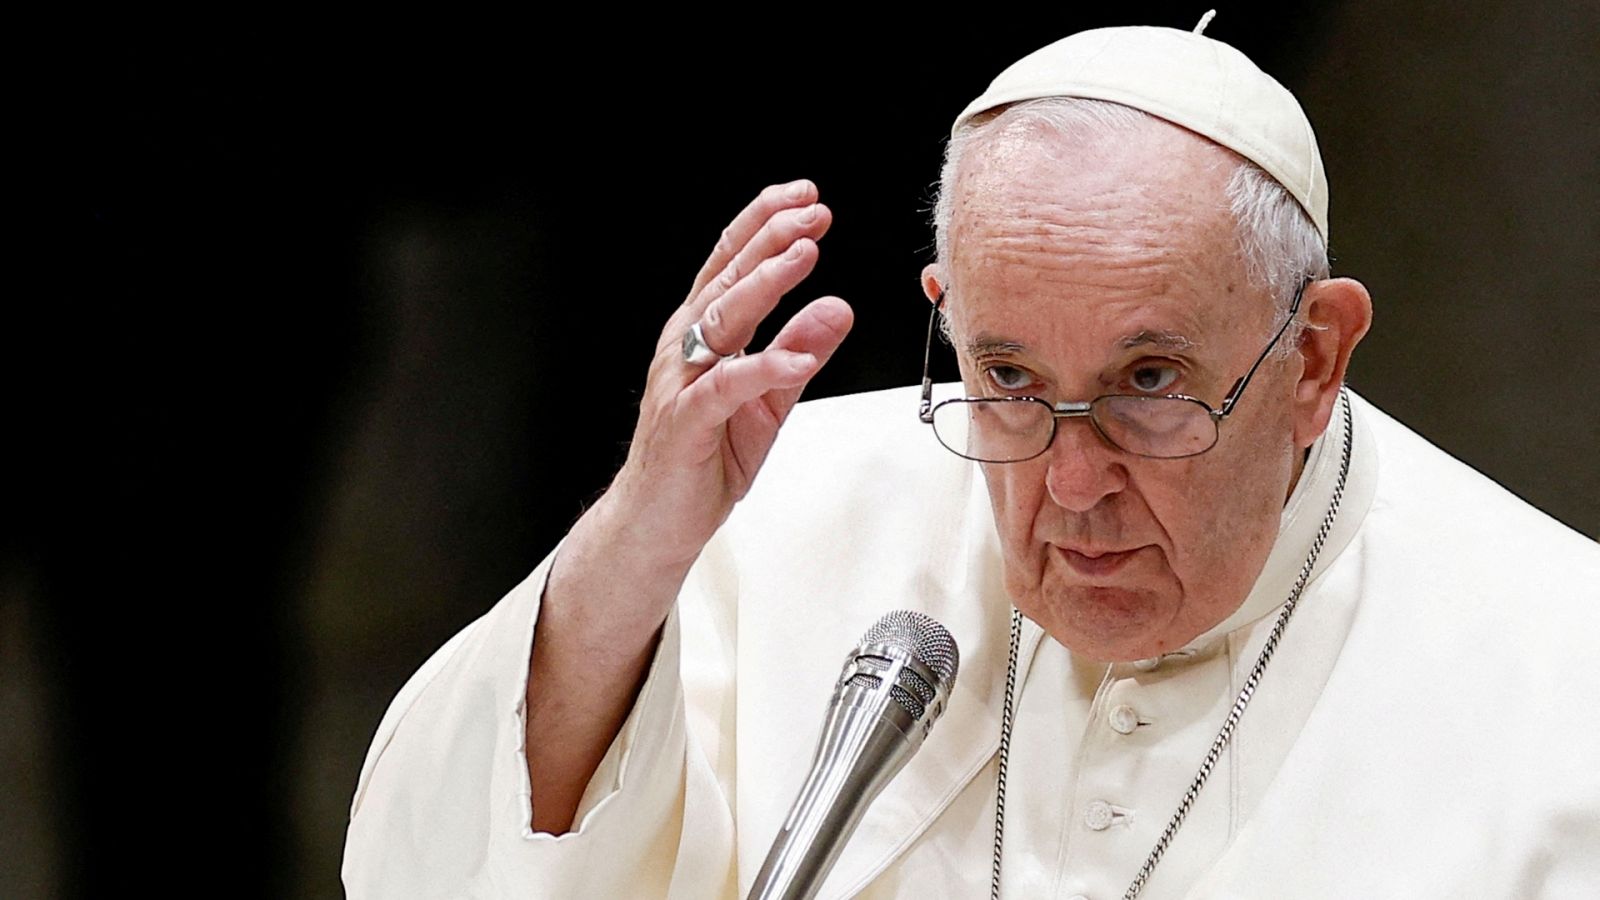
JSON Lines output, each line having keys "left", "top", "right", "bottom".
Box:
{"left": 343, "top": 386, "right": 1600, "bottom": 899}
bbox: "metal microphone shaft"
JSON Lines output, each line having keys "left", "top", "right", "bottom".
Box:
{"left": 747, "top": 611, "right": 960, "bottom": 900}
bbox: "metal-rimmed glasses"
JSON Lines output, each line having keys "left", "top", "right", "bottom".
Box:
{"left": 917, "top": 280, "right": 1309, "bottom": 462}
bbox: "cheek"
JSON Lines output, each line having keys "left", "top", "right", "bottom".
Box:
{"left": 981, "top": 464, "right": 1050, "bottom": 565}
{"left": 1163, "top": 420, "right": 1295, "bottom": 579}
{"left": 1163, "top": 480, "right": 1240, "bottom": 575}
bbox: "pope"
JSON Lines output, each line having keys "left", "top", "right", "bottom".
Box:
{"left": 344, "top": 19, "right": 1600, "bottom": 899}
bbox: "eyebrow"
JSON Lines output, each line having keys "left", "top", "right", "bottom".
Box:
{"left": 1120, "top": 329, "right": 1198, "bottom": 352}
{"left": 962, "top": 329, "right": 1198, "bottom": 357}
{"left": 964, "top": 335, "right": 1027, "bottom": 357}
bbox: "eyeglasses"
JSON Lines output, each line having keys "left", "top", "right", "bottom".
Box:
{"left": 917, "top": 280, "right": 1309, "bottom": 462}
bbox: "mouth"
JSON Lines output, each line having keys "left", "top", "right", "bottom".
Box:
{"left": 1055, "top": 545, "right": 1147, "bottom": 578}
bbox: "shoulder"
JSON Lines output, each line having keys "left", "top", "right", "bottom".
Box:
{"left": 1287, "top": 396, "right": 1600, "bottom": 819}
{"left": 708, "top": 383, "right": 993, "bottom": 631}
{"left": 1350, "top": 391, "right": 1600, "bottom": 586}
{"left": 1341, "top": 390, "right": 1600, "bottom": 711}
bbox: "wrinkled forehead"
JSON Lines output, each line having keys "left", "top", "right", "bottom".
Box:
{"left": 946, "top": 120, "right": 1248, "bottom": 310}
{"left": 955, "top": 115, "right": 1238, "bottom": 220}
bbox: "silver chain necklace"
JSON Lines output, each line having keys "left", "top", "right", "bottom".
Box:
{"left": 989, "top": 390, "right": 1354, "bottom": 900}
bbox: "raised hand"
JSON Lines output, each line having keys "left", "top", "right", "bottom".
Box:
{"left": 527, "top": 180, "right": 852, "bottom": 832}
{"left": 609, "top": 178, "right": 854, "bottom": 572}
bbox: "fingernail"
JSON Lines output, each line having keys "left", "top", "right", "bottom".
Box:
{"left": 797, "top": 204, "right": 818, "bottom": 225}
{"left": 786, "top": 240, "right": 807, "bottom": 261}
{"left": 785, "top": 180, "right": 810, "bottom": 201}
{"left": 787, "top": 353, "right": 817, "bottom": 374}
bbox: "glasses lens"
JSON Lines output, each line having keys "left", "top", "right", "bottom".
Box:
{"left": 932, "top": 398, "right": 1053, "bottom": 462}
{"left": 1093, "top": 396, "right": 1217, "bottom": 458}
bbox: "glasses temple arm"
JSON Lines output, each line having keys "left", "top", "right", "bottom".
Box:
{"left": 1218, "top": 279, "right": 1310, "bottom": 417}
{"left": 919, "top": 292, "right": 945, "bottom": 422}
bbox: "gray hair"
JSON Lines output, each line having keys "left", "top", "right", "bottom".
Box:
{"left": 931, "top": 98, "right": 1329, "bottom": 355}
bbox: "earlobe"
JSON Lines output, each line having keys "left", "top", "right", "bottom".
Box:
{"left": 920, "top": 264, "right": 944, "bottom": 305}
{"left": 1293, "top": 278, "right": 1373, "bottom": 447}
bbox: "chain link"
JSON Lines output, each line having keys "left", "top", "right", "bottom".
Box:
{"left": 989, "top": 607, "right": 1023, "bottom": 900}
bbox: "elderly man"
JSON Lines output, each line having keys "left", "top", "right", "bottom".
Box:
{"left": 343, "top": 22, "right": 1600, "bottom": 899}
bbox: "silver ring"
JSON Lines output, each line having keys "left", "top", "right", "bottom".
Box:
{"left": 682, "top": 321, "right": 738, "bottom": 366}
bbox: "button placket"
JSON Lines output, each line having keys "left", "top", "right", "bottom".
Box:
{"left": 1063, "top": 646, "right": 1236, "bottom": 897}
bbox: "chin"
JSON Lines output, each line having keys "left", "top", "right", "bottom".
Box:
{"left": 1022, "top": 582, "right": 1181, "bottom": 663}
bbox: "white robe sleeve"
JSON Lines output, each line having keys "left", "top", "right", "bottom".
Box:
{"left": 341, "top": 541, "right": 740, "bottom": 899}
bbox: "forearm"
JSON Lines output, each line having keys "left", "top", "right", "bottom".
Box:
{"left": 525, "top": 491, "right": 695, "bottom": 833}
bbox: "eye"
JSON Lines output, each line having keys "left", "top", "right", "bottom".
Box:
{"left": 1128, "top": 364, "right": 1180, "bottom": 394}
{"left": 984, "top": 364, "right": 1038, "bottom": 393}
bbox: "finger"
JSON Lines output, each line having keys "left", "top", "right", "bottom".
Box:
{"left": 690, "top": 201, "right": 833, "bottom": 315}
{"left": 760, "top": 296, "right": 854, "bottom": 417}
{"left": 697, "top": 236, "right": 820, "bottom": 357}
{"left": 688, "top": 180, "right": 817, "bottom": 300}
{"left": 675, "top": 349, "right": 821, "bottom": 435}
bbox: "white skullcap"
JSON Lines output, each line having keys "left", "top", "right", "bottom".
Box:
{"left": 952, "top": 21, "right": 1329, "bottom": 241}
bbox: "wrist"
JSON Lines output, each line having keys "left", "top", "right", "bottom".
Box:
{"left": 546, "top": 490, "right": 698, "bottom": 623}
{"left": 589, "top": 474, "right": 715, "bottom": 577}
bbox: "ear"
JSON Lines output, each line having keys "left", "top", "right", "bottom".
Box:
{"left": 920, "top": 264, "right": 944, "bottom": 305}
{"left": 1293, "top": 277, "right": 1373, "bottom": 449}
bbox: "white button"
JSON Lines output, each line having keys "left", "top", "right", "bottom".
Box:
{"left": 1109, "top": 705, "right": 1140, "bottom": 734}
{"left": 1132, "top": 656, "right": 1160, "bottom": 671}
{"left": 1084, "top": 800, "right": 1114, "bottom": 831}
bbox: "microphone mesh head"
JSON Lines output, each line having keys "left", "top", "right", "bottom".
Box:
{"left": 860, "top": 610, "right": 960, "bottom": 691}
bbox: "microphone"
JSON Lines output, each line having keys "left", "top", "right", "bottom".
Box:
{"left": 747, "top": 610, "right": 961, "bottom": 900}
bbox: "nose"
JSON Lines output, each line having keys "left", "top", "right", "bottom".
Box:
{"left": 1043, "top": 417, "right": 1129, "bottom": 512}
